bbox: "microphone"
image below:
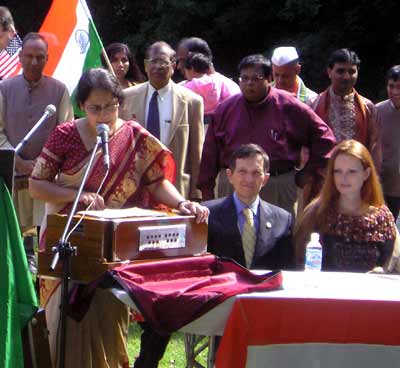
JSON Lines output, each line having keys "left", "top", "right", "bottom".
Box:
{"left": 44, "top": 104, "right": 57, "bottom": 117}
{"left": 96, "top": 123, "right": 110, "bottom": 170}
{"left": 15, "top": 104, "right": 57, "bottom": 154}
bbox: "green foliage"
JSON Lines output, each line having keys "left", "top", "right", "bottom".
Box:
{"left": 7, "top": 0, "right": 400, "bottom": 105}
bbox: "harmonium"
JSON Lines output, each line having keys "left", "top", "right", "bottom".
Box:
{"left": 38, "top": 207, "right": 208, "bottom": 282}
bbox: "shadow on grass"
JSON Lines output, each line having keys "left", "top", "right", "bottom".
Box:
{"left": 127, "top": 323, "right": 208, "bottom": 368}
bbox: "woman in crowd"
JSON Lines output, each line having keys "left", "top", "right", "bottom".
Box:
{"left": 29, "top": 68, "right": 208, "bottom": 368}
{"left": 295, "top": 139, "right": 396, "bottom": 273}
{"left": 101, "top": 42, "right": 146, "bottom": 88}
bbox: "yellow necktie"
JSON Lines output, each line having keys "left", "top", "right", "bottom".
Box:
{"left": 242, "top": 208, "right": 256, "bottom": 268}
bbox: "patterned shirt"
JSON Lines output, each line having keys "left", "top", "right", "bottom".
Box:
{"left": 328, "top": 88, "right": 356, "bottom": 142}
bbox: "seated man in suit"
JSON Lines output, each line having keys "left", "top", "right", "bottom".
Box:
{"left": 205, "top": 143, "right": 293, "bottom": 269}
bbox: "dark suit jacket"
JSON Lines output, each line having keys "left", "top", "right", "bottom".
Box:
{"left": 204, "top": 195, "right": 293, "bottom": 269}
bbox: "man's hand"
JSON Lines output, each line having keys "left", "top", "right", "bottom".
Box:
{"left": 15, "top": 155, "right": 35, "bottom": 176}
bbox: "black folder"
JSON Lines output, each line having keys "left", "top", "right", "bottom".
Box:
{"left": 0, "top": 148, "right": 15, "bottom": 193}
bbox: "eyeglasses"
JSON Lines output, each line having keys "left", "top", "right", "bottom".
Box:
{"left": 85, "top": 103, "right": 119, "bottom": 115}
{"left": 238, "top": 75, "right": 265, "bottom": 84}
{"left": 146, "top": 59, "right": 173, "bottom": 68}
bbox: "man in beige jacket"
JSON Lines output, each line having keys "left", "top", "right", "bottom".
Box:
{"left": 120, "top": 41, "right": 204, "bottom": 201}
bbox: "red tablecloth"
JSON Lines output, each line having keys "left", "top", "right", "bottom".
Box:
{"left": 215, "top": 272, "right": 400, "bottom": 368}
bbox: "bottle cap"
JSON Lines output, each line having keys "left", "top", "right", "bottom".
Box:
{"left": 310, "top": 233, "right": 320, "bottom": 242}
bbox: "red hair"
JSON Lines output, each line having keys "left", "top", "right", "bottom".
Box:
{"left": 294, "top": 139, "right": 384, "bottom": 266}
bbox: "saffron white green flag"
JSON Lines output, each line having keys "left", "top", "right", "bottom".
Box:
{"left": 39, "top": 0, "right": 104, "bottom": 115}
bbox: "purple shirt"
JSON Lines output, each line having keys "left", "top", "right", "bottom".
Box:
{"left": 198, "top": 87, "right": 336, "bottom": 198}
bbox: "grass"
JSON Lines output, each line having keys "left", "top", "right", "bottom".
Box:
{"left": 127, "top": 323, "right": 209, "bottom": 368}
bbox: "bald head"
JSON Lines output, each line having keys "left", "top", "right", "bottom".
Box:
{"left": 145, "top": 41, "right": 175, "bottom": 61}
{"left": 145, "top": 41, "right": 176, "bottom": 89}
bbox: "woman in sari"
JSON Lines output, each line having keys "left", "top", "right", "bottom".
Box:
{"left": 29, "top": 68, "right": 208, "bottom": 368}
{"left": 295, "top": 139, "right": 396, "bottom": 273}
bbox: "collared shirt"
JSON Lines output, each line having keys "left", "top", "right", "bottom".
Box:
{"left": 233, "top": 192, "right": 260, "bottom": 235}
{"left": 145, "top": 81, "right": 173, "bottom": 145}
{"left": 197, "top": 87, "right": 336, "bottom": 197}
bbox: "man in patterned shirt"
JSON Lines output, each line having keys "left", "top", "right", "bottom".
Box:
{"left": 310, "top": 48, "right": 380, "bottom": 169}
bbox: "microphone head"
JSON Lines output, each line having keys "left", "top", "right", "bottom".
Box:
{"left": 96, "top": 123, "right": 109, "bottom": 136}
{"left": 45, "top": 104, "right": 57, "bottom": 117}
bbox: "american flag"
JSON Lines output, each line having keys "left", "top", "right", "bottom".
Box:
{"left": 0, "top": 34, "right": 22, "bottom": 80}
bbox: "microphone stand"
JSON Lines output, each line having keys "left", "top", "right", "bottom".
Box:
{"left": 50, "top": 137, "right": 101, "bottom": 368}
{"left": 15, "top": 111, "right": 53, "bottom": 154}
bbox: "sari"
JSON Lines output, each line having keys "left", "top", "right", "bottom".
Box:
{"left": 31, "top": 119, "right": 175, "bottom": 368}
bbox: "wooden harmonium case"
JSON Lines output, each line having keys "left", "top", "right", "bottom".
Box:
{"left": 38, "top": 207, "right": 208, "bottom": 282}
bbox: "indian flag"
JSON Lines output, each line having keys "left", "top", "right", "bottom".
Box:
{"left": 39, "top": 0, "right": 104, "bottom": 115}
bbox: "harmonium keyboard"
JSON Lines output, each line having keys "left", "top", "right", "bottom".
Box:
{"left": 38, "top": 207, "right": 208, "bottom": 282}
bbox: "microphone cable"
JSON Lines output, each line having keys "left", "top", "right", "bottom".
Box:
{"left": 65, "top": 155, "right": 110, "bottom": 242}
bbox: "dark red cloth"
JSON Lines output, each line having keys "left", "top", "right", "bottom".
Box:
{"left": 109, "top": 255, "right": 282, "bottom": 335}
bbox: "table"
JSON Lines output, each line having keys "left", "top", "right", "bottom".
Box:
{"left": 114, "top": 271, "right": 400, "bottom": 368}
{"left": 213, "top": 271, "right": 400, "bottom": 368}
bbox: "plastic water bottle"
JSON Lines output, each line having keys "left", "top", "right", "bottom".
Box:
{"left": 304, "top": 232, "right": 323, "bottom": 287}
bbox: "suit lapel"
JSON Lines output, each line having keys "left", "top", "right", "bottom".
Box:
{"left": 136, "top": 83, "right": 148, "bottom": 125}
{"left": 254, "top": 200, "right": 274, "bottom": 260}
{"left": 168, "top": 84, "right": 185, "bottom": 145}
{"left": 219, "top": 196, "right": 245, "bottom": 262}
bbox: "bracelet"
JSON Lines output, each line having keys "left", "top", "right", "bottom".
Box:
{"left": 177, "top": 200, "right": 190, "bottom": 209}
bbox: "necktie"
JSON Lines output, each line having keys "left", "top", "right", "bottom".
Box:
{"left": 147, "top": 90, "right": 160, "bottom": 139}
{"left": 242, "top": 208, "right": 256, "bottom": 268}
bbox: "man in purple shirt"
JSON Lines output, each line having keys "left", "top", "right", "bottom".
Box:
{"left": 198, "top": 54, "right": 336, "bottom": 216}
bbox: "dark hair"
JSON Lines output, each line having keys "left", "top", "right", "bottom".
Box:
{"left": 238, "top": 54, "right": 272, "bottom": 78}
{"left": 229, "top": 144, "right": 270, "bottom": 173}
{"left": 386, "top": 65, "right": 400, "bottom": 82}
{"left": 101, "top": 42, "right": 146, "bottom": 83}
{"left": 184, "top": 52, "right": 211, "bottom": 73}
{"left": 76, "top": 68, "right": 124, "bottom": 107}
{"left": 22, "top": 32, "right": 48, "bottom": 50}
{"left": 0, "top": 6, "right": 14, "bottom": 32}
{"left": 327, "top": 48, "right": 361, "bottom": 69}
{"left": 178, "top": 37, "right": 212, "bottom": 61}
{"left": 145, "top": 41, "right": 176, "bottom": 61}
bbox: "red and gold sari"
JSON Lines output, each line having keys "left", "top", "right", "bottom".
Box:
{"left": 32, "top": 119, "right": 175, "bottom": 250}
{"left": 31, "top": 119, "right": 175, "bottom": 368}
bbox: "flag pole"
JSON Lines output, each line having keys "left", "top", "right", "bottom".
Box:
{"left": 79, "top": 0, "right": 115, "bottom": 78}
{"left": 101, "top": 46, "right": 116, "bottom": 77}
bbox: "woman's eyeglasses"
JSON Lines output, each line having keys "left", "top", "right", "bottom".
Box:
{"left": 85, "top": 103, "right": 119, "bottom": 115}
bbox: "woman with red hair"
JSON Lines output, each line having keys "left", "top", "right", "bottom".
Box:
{"left": 295, "top": 139, "right": 396, "bottom": 272}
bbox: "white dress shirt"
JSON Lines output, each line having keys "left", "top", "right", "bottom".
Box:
{"left": 145, "top": 81, "right": 173, "bottom": 145}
